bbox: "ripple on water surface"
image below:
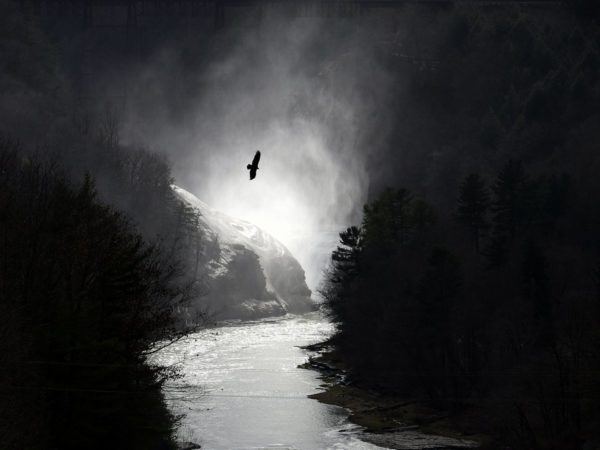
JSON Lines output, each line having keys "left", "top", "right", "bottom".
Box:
{"left": 154, "top": 314, "right": 475, "bottom": 450}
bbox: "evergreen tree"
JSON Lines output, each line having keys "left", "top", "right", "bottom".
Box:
{"left": 363, "top": 188, "right": 413, "bottom": 247}
{"left": 322, "top": 226, "right": 363, "bottom": 325}
{"left": 331, "top": 226, "right": 363, "bottom": 283}
{"left": 362, "top": 188, "right": 434, "bottom": 248}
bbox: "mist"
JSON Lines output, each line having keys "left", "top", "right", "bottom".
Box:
{"left": 3, "top": 2, "right": 600, "bottom": 448}
{"left": 109, "top": 12, "right": 394, "bottom": 289}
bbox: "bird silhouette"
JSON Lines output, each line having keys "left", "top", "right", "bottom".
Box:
{"left": 247, "top": 150, "right": 261, "bottom": 180}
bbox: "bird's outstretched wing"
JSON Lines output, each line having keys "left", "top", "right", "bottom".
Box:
{"left": 252, "top": 150, "right": 261, "bottom": 167}
{"left": 249, "top": 168, "right": 257, "bottom": 180}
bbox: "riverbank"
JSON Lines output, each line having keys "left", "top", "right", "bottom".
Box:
{"left": 158, "top": 316, "right": 406, "bottom": 449}
{"left": 300, "top": 341, "right": 490, "bottom": 449}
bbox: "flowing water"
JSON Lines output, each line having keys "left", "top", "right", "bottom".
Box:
{"left": 154, "top": 313, "right": 477, "bottom": 450}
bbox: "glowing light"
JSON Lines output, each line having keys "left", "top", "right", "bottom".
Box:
{"left": 182, "top": 119, "right": 365, "bottom": 290}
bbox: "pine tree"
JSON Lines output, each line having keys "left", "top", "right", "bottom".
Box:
{"left": 362, "top": 188, "right": 433, "bottom": 248}
{"left": 331, "top": 226, "right": 363, "bottom": 283}
{"left": 322, "top": 226, "right": 363, "bottom": 325}
{"left": 362, "top": 188, "right": 413, "bottom": 246}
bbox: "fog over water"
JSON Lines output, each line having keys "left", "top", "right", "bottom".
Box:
{"left": 114, "top": 12, "right": 395, "bottom": 289}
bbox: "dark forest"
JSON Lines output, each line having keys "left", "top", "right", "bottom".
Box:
{"left": 1, "top": 0, "right": 599, "bottom": 449}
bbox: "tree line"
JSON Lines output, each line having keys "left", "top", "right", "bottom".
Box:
{"left": 322, "top": 4, "right": 600, "bottom": 448}
{"left": 0, "top": 5, "right": 217, "bottom": 447}
{"left": 0, "top": 139, "right": 203, "bottom": 449}
{"left": 323, "top": 160, "right": 599, "bottom": 448}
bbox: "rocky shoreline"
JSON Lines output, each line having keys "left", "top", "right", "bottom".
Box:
{"left": 299, "top": 341, "right": 487, "bottom": 450}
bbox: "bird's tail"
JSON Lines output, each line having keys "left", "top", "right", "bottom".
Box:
{"left": 247, "top": 164, "right": 252, "bottom": 170}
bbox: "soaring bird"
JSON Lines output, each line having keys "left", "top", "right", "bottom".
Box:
{"left": 247, "top": 150, "right": 261, "bottom": 180}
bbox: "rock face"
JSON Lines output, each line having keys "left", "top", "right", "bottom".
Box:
{"left": 172, "top": 186, "right": 314, "bottom": 320}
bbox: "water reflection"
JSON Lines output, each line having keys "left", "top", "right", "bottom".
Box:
{"left": 154, "top": 314, "right": 386, "bottom": 450}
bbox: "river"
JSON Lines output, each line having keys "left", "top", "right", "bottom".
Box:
{"left": 154, "top": 313, "right": 477, "bottom": 450}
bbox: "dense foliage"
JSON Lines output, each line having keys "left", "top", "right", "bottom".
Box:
{"left": 323, "top": 6, "right": 600, "bottom": 449}
{"left": 0, "top": 141, "right": 197, "bottom": 449}
{"left": 0, "top": 6, "right": 218, "bottom": 447}
{"left": 325, "top": 166, "right": 600, "bottom": 448}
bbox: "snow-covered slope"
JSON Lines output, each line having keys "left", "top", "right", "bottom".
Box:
{"left": 173, "top": 185, "right": 314, "bottom": 319}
